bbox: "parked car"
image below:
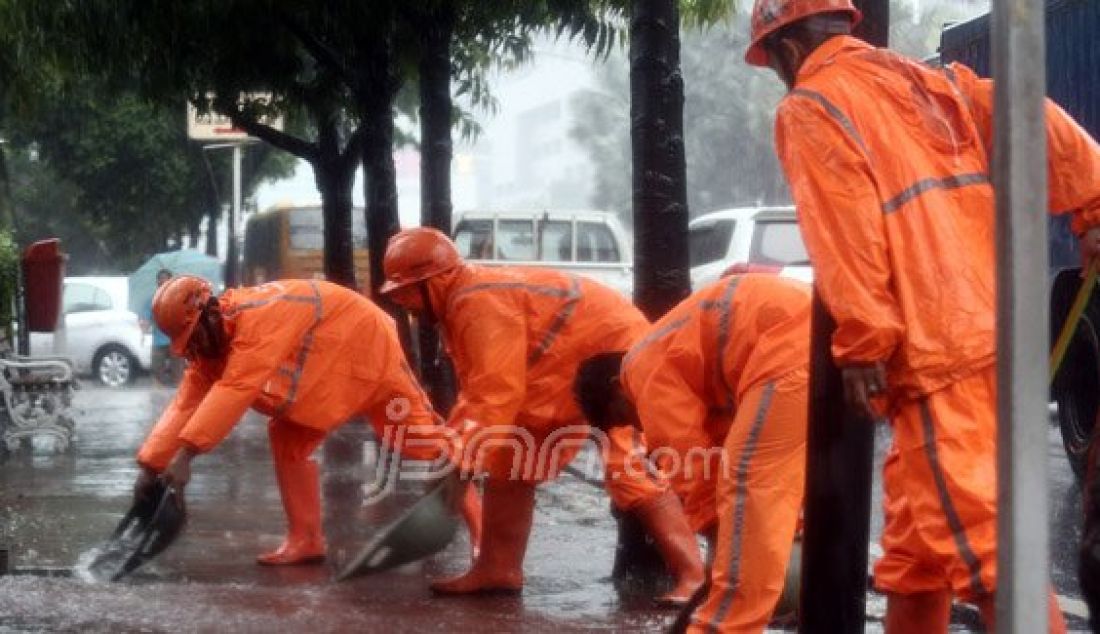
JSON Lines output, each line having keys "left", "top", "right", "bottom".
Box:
{"left": 29, "top": 276, "right": 152, "bottom": 387}
{"left": 688, "top": 206, "right": 812, "bottom": 289}
{"left": 452, "top": 210, "right": 634, "bottom": 296}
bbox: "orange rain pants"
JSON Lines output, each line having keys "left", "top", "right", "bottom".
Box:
{"left": 137, "top": 280, "right": 449, "bottom": 472}
{"left": 427, "top": 264, "right": 665, "bottom": 508}
{"left": 874, "top": 367, "right": 997, "bottom": 602}
{"left": 774, "top": 35, "right": 1100, "bottom": 603}
{"left": 621, "top": 274, "right": 811, "bottom": 633}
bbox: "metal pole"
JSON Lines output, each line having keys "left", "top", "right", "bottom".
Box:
{"left": 992, "top": 0, "right": 1048, "bottom": 632}
{"left": 227, "top": 144, "right": 242, "bottom": 288}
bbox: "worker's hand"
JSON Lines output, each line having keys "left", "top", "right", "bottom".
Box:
{"left": 133, "top": 465, "right": 160, "bottom": 507}
{"left": 1081, "top": 226, "right": 1100, "bottom": 275}
{"left": 162, "top": 447, "right": 198, "bottom": 492}
{"left": 841, "top": 362, "right": 888, "bottom": 420}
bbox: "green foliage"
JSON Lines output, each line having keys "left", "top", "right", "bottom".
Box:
{"left": 4, "top": 79, "right": 292, "bottom": 273}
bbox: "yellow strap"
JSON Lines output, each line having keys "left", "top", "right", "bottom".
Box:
{"left": 1050, "top": 258, "right": 1100, "bottom": 383}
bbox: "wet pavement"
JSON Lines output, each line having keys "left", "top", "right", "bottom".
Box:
{"left": 0, "top": 380, "right": 1092, "bottom": 632}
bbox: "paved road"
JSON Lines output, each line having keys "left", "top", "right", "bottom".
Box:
{"left": 0, "top": 380, "right": 1090, "bottom": 632}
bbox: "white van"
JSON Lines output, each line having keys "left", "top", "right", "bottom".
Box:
{"left": 452, "top": 210, "right": 633, "bottom": 297}
{"left": 688, "top": 206, "right": 812, "bottom": 289}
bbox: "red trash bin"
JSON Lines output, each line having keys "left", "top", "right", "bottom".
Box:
{"left": 22, "top": 239, "right": 66, "bottom": 333}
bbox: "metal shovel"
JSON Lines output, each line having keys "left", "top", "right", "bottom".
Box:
{"left": 87, "top": 480, "right": 187, "bottom": 581}
{"left": 337, "top": 476, "right": 461, "bottom": 581}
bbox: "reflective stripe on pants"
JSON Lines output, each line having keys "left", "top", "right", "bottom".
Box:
{"left": 689, "top": 370, "right": 808, "bottom": 634}
{"left": 873, "top": 366, "right": 997, "bottom": 602}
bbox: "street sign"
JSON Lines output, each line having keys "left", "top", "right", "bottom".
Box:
{"left": 186, "top": 94, "right": 283, "bottom": 142}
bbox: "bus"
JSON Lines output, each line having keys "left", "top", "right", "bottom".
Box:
{"left": 242, "top": 204, "right": 371, "bottom": 290}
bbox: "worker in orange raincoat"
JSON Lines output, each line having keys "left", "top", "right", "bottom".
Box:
{"left": 133, "top": 276, "right": 481, "bottom": 566}
{"left": 379, "top": 227, "right": 704, "bottom": 604}
{"left": 746, "top": 0, "right": 1100, "bottom": 630}
{"left": 576, "top": 273, "right": 811, "bottom": 633}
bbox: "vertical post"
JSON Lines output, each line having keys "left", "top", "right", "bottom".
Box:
{"left": 992, "top": 1, "right": 1049, "bottom": 632}
{"left": 799, "top": 295, "right": 875, "bottom": 634}
{"left": 226, "top": 144, "right": 242, "bottom": 288}
{"left": 799, "top": 3, "right": 886, "bottom": 632}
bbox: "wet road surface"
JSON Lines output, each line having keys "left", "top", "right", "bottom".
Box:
{"left": 0, "top": 381, "right": 1091, "bottom": 631}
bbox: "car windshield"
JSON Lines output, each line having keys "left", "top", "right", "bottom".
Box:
{"left": 288, "top": 207, "right": 367, "bottom": 250}
{"left": 689, "top": 220, "right": 735, "bottom": 266}
{"left": 63, "top": 282, "right": 113, "bottom": 313}
{"left": 750, "top": 220, "right": 810, "bottom": 266}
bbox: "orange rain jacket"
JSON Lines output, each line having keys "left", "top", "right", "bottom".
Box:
{"left": 620, "top": 274, "right": 811, "bottom": 530}
{"left": 138, "top": 280, "right": 441, "bottom": 471}
{"left": 432, "top": 265, "right": 652, "bottom": 486}
{"left": 775, "top": 35, "right": 1100, "bottom": 396}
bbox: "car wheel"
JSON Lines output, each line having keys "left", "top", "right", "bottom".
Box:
{"left": 94, "top": 344, "right": 137, "bottom": 388}
{"left": 1050, "top": 268, "right": 1100, "bottom": 481}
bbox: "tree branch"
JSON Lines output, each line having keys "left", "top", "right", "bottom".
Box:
{"left": 277, "top": 12, "right": 359, "bottom": 94}
{"left": 217, "top": 101, "right": 318, "bottom": 163}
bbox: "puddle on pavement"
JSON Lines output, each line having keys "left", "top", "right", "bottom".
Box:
{"left": 1, "top": 385, "right": 1091, "bottom": 632}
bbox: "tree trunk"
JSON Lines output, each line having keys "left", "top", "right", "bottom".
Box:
{"left": 359, "top": 31, "right": 416, "bottom": 364}
{"left": 314, "top": 159, "right": 357, "bottom": 289}
{"left": 314, "top": 116, "right": 358, "bottom": 289}
{"left": 0, "top": 143, "right": 17, "bottom": 234}
{"left": 617, "top": 0, "right": 692, "bottom": 582}
{"left": 363, "top": 116, "right": 401, "bottom": 303}
{"left": 417, "top": 1, "right": 457, "bottom": 414}
{"left": 629, "top": 0, "right": 691, "bottom": 321}
{"left": 419, "top": 4, "right": 455, "bottom": 236}
{"left": 188, "top": 215, "right": 202, "bottom": 249}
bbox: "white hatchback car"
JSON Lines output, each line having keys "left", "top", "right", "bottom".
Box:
{"left": 29, "top": 276, "right": 152, "bottom": 387}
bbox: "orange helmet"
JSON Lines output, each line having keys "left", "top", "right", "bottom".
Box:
{"left": 745, "top": 0, "right": 862, "bottom": 67}
{"left": 152, "top": 275, "right": 213, "bottom": 355}
{"left": 379, "top": 227, "right": 463, "bottom": 295}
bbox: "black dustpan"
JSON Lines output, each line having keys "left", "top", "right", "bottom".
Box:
{"left": 88, "top": 480, "right": 187, "bottom": 581}
{"left": 337, "top": 478, "right": 461, "bottom": 580}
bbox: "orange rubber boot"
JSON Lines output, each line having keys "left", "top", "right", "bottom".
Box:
{"left": 885, "top": 591, "right": 951, "bottom": 633}
{"left": 632, "top": 490, "right": 706, "bottom": 607}
{"left": 459, "top": 482, "right": 483, "bottom": 561}
{"left": 257, "top": 458, "right": 326, "bottom": 565}
{"left": 431, "top": 479, "right": 535, "bottom": 594}
{"left": 976, "top": 589, "right": 1067, "bottom": 634}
